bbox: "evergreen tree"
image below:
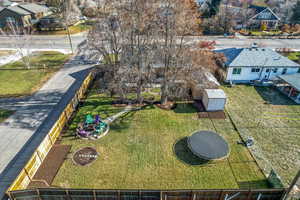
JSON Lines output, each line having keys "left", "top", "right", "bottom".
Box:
{"left": 290, "top": 1, "right": 300, "bottom": 24}
{"left": 202, "top": 0, "right": 222, "bottom": 18}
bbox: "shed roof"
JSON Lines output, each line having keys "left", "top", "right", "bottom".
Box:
{"left": 17, "top": 3, "right": 49, "bottom": 14}
{"left": 278, "top": 73, "right": 300, "bottom": 91}
{"left": 215, "top": 47, "right": 300, "bottom": 68}
{"left": 204, "top": 89, "right": 226, "bottom": 99}
{"left": 5, "top": 6, "right": 31, "bottom": 15}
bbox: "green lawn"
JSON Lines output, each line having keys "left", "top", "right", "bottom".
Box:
{"left": 288, "top": 52, "right": 300, "bottom": 62}
{"left": 0, "top": 51, "right": 70, "bottom": 97}
{"left": 53, "top": 87, "right": 269, "bottom": 189}
{"left": 252, "top": 0, "right": 268, "bottom": 7}
{"left": 250, "top": 31, "right": 282, "bottom": 36}
{"left": 222, "top": 85, "right": 300, "bottom": 186}
{"left": 0, "top": 109, "right": 13, "bottom": 123}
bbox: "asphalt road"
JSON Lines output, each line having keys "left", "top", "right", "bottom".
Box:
{"left": 1, "top": 33, "right": 300, "bottom": 50}
{"left": 0, "top": 32, "right": 87, "bottom": 51}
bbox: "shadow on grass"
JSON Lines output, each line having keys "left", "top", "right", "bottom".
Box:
{"left": 173, "top": 103, "right": 197, "bottom": 114}
{"left": 237, "top": 180, "right": 270, "bottom": 189}
{"left": 254, "top": 86, "right": 297, "bottom": 105}
{"left": 174, "top": 137, "right": 209, "bottom": 166}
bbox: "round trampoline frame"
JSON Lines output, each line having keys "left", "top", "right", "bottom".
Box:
{"left": 187, "top": 130, "right": 230, "bottom": 161}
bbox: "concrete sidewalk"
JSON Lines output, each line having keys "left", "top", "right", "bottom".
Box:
{"left": 0, "top": 57, "right": 94, "bottom": 199}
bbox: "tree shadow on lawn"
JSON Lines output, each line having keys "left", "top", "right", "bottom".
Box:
{"left": 174, "top": 137, "right": 209, "bottom": 166}
{"left": 237, "top": 180, "right": 270, "bottom": 189}
{"left": 173, "top": 103, "right": 197, "bottom": 114}
{"left": 254, "top": 86, "right": 298, "bottom": 105}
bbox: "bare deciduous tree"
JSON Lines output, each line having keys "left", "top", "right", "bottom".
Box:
{"left": 0, "top": 22, "right": 34, "bottom": 69}
{"left": 157, "top": 0, "right": 201, "bottom": 105}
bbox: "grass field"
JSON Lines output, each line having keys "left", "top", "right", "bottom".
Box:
{"left": 287, "top": 52, "right": 300, "bottom": 62}
{"left": 222, "top": 85, "right": 300, "bottom": 186}
{"left": 53, "top": 87, "right": 269, "bottom": 189}
{"left": 0, "top": 109, "right": 13, "bottom": 123}
{"left": 0, "top": 51, "right": 70, "bottom": 97}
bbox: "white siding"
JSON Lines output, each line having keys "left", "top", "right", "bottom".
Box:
{"left": 202, "top": 93, "right": 226, "bottom": 111}
{"left": 226, "top": 67, "right": 299, "bottom": 82}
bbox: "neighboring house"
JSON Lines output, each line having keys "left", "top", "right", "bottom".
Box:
{"left": 216, "top": 44, "right": 300, "bottom": 83}
{"left": 276, "top": 73, "right": 300, "bottom": 104}
{"left": 248, "top": 5, "right": 280, "bottom": 30}
{"left": 17, "top": 3, "right": 50, "bottom": 24}
{"left": 0, "top": 6, "right": 32, "bottom": 29}
{"left": 0, "top": 0, "right": 18, "bottom": 7}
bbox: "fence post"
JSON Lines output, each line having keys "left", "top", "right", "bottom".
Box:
{"left": 93, "top": 189, "right": 96, "bottom": 200}
{"left": 139, "top": 190, "right": 142, "bottom": 200}
{"left": 247, "top": 190, "right": 252, "bottom": 200}
{"left": 36, "top": 188, "right": 42, "bottom": 200}
{"left": 118, "top": 190, "right": 121, "bottom": 200}
{"left": 192, "top": 191, "right": 196, "bottom": 200}
{"left": 218, "top": 190, "right": 224, "bottom": 200}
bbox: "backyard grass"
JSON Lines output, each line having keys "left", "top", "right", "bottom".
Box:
{"left": 287, "top": 52, "right": 300, "bottom": 62}
{"left": 0, "top": 51, "right": 70, "bottom": 97}
{"left": 0, "top": 109, "right": 13, "bottom": 123}
{"left": 52, "top": 87, "right": 269, "bottom": 189}
{"left": 222, "top": 85, "right": 300, "bottom": 186}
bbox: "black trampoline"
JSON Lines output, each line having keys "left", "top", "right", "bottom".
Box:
{"left": 187, "top": 131, "right": 229, "bottom": 160}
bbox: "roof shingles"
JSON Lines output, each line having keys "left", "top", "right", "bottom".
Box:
{"left": 216, "top": 47, "right": 300, "bottom": 68}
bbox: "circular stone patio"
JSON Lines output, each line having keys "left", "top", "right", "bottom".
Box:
{"left": 72, "top": 147, "right": 99, "bottom": 166}
{"left": 187, "top": 131, "right": 229, "bottom": 160}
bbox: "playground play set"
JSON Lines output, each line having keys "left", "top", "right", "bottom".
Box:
{"left": 76, "top": 114, "right": 109, "bottom": 139}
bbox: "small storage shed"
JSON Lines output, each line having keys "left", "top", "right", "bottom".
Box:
{"left": 202, "top": 89, "right": 226, "bottom": 111}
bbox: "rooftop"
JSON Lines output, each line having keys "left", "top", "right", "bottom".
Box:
{"left": 5, "top": 5, "right": 31, "bottom": 15}
{"left": 278, "top": 73, "right": 300, "bottom": 91}
{"left": 204, "top": 89, "right": 226, "bottom": 99}
{"left": 17, "top": 3, "right": 49, "bottom": 14}
{"left": 216, "top": 46, "right": 300, "bottom": 68}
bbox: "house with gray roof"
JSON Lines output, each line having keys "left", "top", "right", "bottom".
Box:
{"left": 216, "top": 44, "right": 300, "bottom": 83}
{"left": 248, "top": 6, "right": 280, "bottom": 30}
{"left": 0, "top": 6, "right": 32, "bottom": 29}
{"left": 17, "top": 3, "right": 50, "bottom": 23}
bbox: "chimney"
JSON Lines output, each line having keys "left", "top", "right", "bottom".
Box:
{"left": 251, "top": 43, "right": 258, "bottom": 48}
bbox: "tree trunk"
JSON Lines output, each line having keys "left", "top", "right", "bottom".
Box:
{"left": 161, "top": 80, "right": 168, "bottom": 105}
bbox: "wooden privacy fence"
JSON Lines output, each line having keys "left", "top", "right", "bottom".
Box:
{"left": 7, "top": 72, "right": 95, "bottom": 192}
{"left": 7, "top": 189, "right": 286, "bottom": 200}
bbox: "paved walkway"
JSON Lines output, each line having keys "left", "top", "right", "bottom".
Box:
{"left": 0, "top": 56, "right": 93, "bottom": 199}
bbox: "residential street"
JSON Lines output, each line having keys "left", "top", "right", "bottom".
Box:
{"left": 1, "top": 33, "right": 300, "bottom": 50}
{"left": 0, "top": 32, "right": 87, "bottom": 51}
{"left": 0, "top": 57, "right": 93, "bottom": 199}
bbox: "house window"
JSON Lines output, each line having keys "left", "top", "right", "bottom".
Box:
{"left": 273, "top": 68, "right": 278, "bottom": 73}
{"left": 266, "top": 69, "right": 270, "bottom": 72}
{"left": 251, "top": 68, "right": 260, "bottom": 72}
{"left": 232, "top": 68, "right": 242, "bottom": 75}
{"left": 298, "top": 68, "right": 300, "bottom": 73}
{"left": 282, "top": 68, "right": 287, "bottom": 75}
{"left": 6, "top": 17, "right": 16, "bottom": 24}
